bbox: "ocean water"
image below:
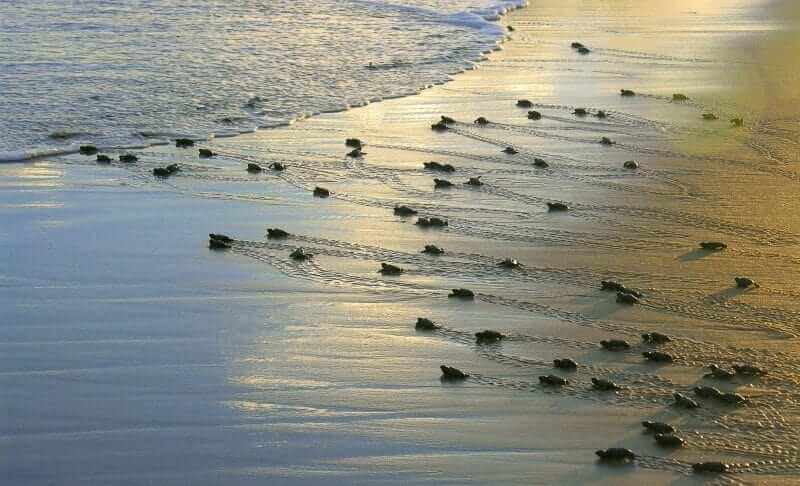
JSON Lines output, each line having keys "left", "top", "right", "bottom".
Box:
{"left": 0, "top": 0, "right": 525, "bottom": 160}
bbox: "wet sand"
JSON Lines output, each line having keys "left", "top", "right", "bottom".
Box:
{"left": 3, "top": 0, "right": 800, "bottom": 484}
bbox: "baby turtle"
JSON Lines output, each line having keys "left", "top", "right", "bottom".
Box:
{"left": 616, "top": 292, "right": 640, "bottom": 305}
{"left": 553, "top": 358, "right": 578, "bottom": 370}
{"left": 269, "top": 162, "right": 286, "bottom": 171}
{"left": 600, "top": 339, "right": 630, "bottom": 351}
{"left": 705, "top": 364, "right": 735, "bottom": 380}
{"left": 517, "top": 99, "right": 533, "bottom": 108}
{"left": 641, "top": 332, "right": 671, "bottom": 344}
{"left": 449, "top": 288, "right": 474, "bottom": 299}
{"left": 247, "top": 163, "right": 263, "bottom": 173}
{"left": 702, "top": 113, "right": 718, "bottom": 121}
{"left": 424, "top": 161, "right": 456, "bottom": 173}
{"left": 289, "top": 248, "right": 313, "bottom": 261}
{"left": 394, "top": 205, "right": 418, "bottom": 216}
{"left": 345, "top": 138, "right": 363, "bottom": 148}
{"left": 699, "top": 241, "right": 726, "bottom": 251}
{"left": 465, "top": 176, "right": 483, "bottom": 186}
{"left": 643, "top": 351, "right": 674, "bottom": 363}
{"left": 592, "top": 378, "right": 624, "bottom": 391}
{"left": 694, "top": 386, "right": 723, "bottom": 399}
{"left": 198, "top": 148, "right": 215, "bottom": 158}
{"left": 119, "top": 154, "right": 138, "bottom": 163}
{"left": 209, "top": 233, "right": 234, "bottom": 244}
{"left": 440, "top": 116, "right": 456, "bottom": 125}
{"left": 313, "top": 186, "right": 330, "bottom": 198}
{"left": 623, "top": 160, "right": 639, "bottom": 169}
{"left": 422, "top": 244, "right": 444, "bottom": 255}
{"left": 573, "top": 108, "right": 588, "bottom": 116}
{"left": 734, "top": 276, "right": 757, "bottom": 288}
{"left": 620, "top": 89, "right": 635, "bottom": 97}
{"left": 594, "top": 110, "right": 607, "bottom": 119}
{"left": 498, "top": 258, "right": 522, "bottom": 269}
{"left": 440, "top": 365, "right": 469, "bottom": 381}
{"left": 431, "top": 121, "right": 449, "bottom": 131}
{"left": 577, "top": 47, "right": 591, "bottom": 55}
{"left": 267, "top": 228, "right": 290, "bottom": 239}
{"left": 415, "top": 317, "right": 439, "bottom": 331}
{"left": 673, "top": 393, "right": 699, "bottom": 409}
{"left": 434, "top": 178, "right": 454, "bottom": 189}
{"left": 733, "top": 364, "right": 766, "bottom": 376}
{"left": 654, "top": 434, "right": 685, "bottom": 447}
{"left": 547, "top": 202, "right": 569, "bottom": 212}
{"left": 96, "top": 154, "right": 111, "bottom": 164}
{"left": 346, "top": 147, "right": 364, "bottom": 158}
{"left": 672, "top": 93, "right": 690, "bottom": 101}
{"left": 642, "top": 421, "right": 675, "bottom": 434}
{"left": 539, "top": 375, "right": 568, "bottom": 386}
{"left": 502, "top": 147, "right": 518, "bottom": 155}
{"left": 719, "top": 392, "right": 748, "bottom": 405}
{"left": 474, "top": 117, "right": 490, "bottom": 125}
{"left": 730, "top": 118, "right": 744, "bottom": 127}
{"left": 416, "top": 217, "right": 448, "bottom": 228}
{"left": 507, "top": 25, "right": 515, "bottom": 32}
{"left": 595, "top": 448, "right": 635, "bottom": 463}
{"left": 153, "top": 167, "right": 171, "bottom": 177}
{"left": 175, "top": 138, "right": 194, "bottom": 148}
{"left": 79, "top": 145, "right": 98, "bottom": 155}
{"left": 571, "top": 42, "right": 585, "bottom": 49}
{"left": 692, "top": 462, "right": 729, "bottom": 474}
{"left": 379, "top": 263, "right": 404, "bottom": 275}
{"left": 533, "top": 158, "right": 549, "bottom": 168}
{"left": 601, "top": 280, "right": 625, "bottom": 292}
{"left": 600, "top": 137, "right": 615, "bottom": 145}
{"left": 209, "top": 238, "right": 231, "bottom": 250}
{"left": 527, "top": 110, "right": 542, "bottom": 120}
{"left": 475, "top": 330, "right": 504, "bottom": 344}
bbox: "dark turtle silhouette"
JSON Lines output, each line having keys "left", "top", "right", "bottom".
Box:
{"left": 547, "top": 202, "right": 569, "bottom": 212}
{"left": 595, "top": 448, "right": 635, "bottom": 463}
{"left": 449, "top": 288, "right": 474, "bottom": 299}
{"left": 502, "top": 147, "right": 518, "bottom": 155}
{"left": 735, "top": 277, "right": 757, "bottom": 288}
{"left": 623, "top": 160, "right": 639, "bottom": 169}
{"left": 440, "top": 365, "right": 468, "bottom": 381}
{"left": 96, "top": 154, "right": 111, "bottom": 164}
{"left": 415, "top": 317, "right": 438, "bottom": 331}
{"left": 440, "top": 116, "right": 456, "bottom": 125}
{"left": 620, "top": 89, "right": 635, "bottom": 97}
{"left": 692, "top": 462, "right": 729, "bottom": 473}
{"left": 577, "top": 47, "right": 591, "bottom": 55}
{"left": 465, "top": 176, "right": 483, "bottom": 186}
{"left": 431, "top": 121, "right": 449, "bottom": 131}
{"left": 527, "top": 110, "right": 542, "bottom": 120}
{"left": 290, "top": 248, "right": 313, "bottom": 261}
{"left": 198, "top": 148, "right": 215, "bottom": 158}
{"left": 209, "top": 238, "right": 231, "bottom": 250}
{"left": 694, "top": 386, "right": 723, "bottom": 399}
{"left": 346, "top": 147, "right": 364, "bottom": 158}
{"left": 553, "top": 358, "right": 578, "bottom": 370}
{"left": 573, "top": 108, "right": 588, "bottom": 116}
{"left": 394, "top": 206, "right": 418, "bottom": 216}
{"left": 119, "top": 154, "right": 138, "bottom": 163}
{"left": 209, "top": 233, "right": 234, "bottom": 243}
{"left": 672, "top": 93, "right": 689, "bottom": 101}
{"left": 434, "top": 178, "right": 454, "bottom": 189}
{"left": 424, "top": 161, "right": 456, "bottom": 173}
{"left": 498, "top": 258, "right": 521, "bottom": 269}
{"left": 269, "top": 162, "right": 286, "bottom": 171}
{"left": 642, "top": 421, "right": 674, "bottom": 434}
{"left": 475, "top": 330, "right": 504, "bottom": 343}
{"left": 730, "top": 118, "right": 744, "bottom": 127}
{"left": 595, "top": 110, "right": 607, "bottom": 119}
{"left": 474, "top": 117, "right": 489, "bottom": 125}
{"left": 379, "top": 263, "right": 403, "bottom": 275}
{"left": 175, "top": 138, "right": 194, "bottom": 148}
{"left": 153, "top": 167, "right": 171, "bottom": 177}
{"left": 507, "top": 25, "right": 515, "bottom": 32}
{"left": 313, "top": 186, "right": 330, "bottom": 198}
{"left": 601, "top": 339, "right": 630, "bottom": 351}
{"left": 732, "top": 364, "right": 765, "bottom": 376}
{"left": 345, "top": 138, "right": 363, "bottom": 148}
{"left": 699, "top": 241, "right": 726, "bottom": 251}
{"left": 539, "top": 374, "right": 568, "bottom": 386}
{"left": 79, "top": 145, "right": 98, "bottom": 155}
{"left": 517, "top": 99, "right": 533, "bottom": 108}
{"left": 416, "top": 217, "right": 448, "bottom": 228}
{"left": 702, "top": 113, "right": 718, "bottom": 121}
{"left": 267, "top": 228, "right": 289, "bottom": 239}
{"left": 422, "top": 245, "right": 444, "bottom": 255}
{"left": 654, "top": 434, "right": 685, "bottom": 447}
{"left": 641, "top": 332, "right": 671, "bottom": 344}
{"left": 719, "top": 392, "right": 748, "bottom": 405}
{"left": 571, "top": 42, "right": 585, "bottom": 49}
{"left": 616, "top": 292, "right": 640, "bottom": 305}
{"left": 601, "top": 280, "right": 625, "bottom": 292}
{"left": 643, "top": 351, "right": 674, "bottom": 363}
{"left": 674, "top": 393, "right": 699, "bottom": 409}
{"left": 600, "top": 137, "right": 615, "bottom": 145}
{"left": 166, "top": 163, "right": 179, "bottom": 174}
{"left": 705, "top": 364, "right": 735, "bottom": 380}
{"left": 592, "top": 377, "right": 624, "bottom": 391}
{"left": 247, "top": 163, "right": 263, "bottom": 173}
{"left": 533, "top": 158, "right": 549, "bottom": 168}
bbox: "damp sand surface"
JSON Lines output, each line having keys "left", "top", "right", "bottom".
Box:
{"left": 4, "top": 1, "right": 800, "bottom": 484}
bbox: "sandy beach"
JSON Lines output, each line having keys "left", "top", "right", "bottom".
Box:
{"left": 3, "top": 0, "right": 800, "bottom": 484}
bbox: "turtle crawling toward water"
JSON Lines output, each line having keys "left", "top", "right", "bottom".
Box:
{"left": 600, "top": 339, "right": 630, "bottom": 351}
{"left": 431, "top": 121, "right": 449, "bottom": 131}
{"left": 573, "top": 108, "right": 588, "bottom": 116}
{"left": 642, "top": 421, "right": 675, "bottom": 434}
{"left": 247, "top": 163, "right": 263, "bottom": 173}
{"left": 733, "top": 364, "right": 766, "bottom": 376}
{"left": 600, "top": 137, "right": 615, "bottom": 145}
{"left": 465, "top": 176, "right": 483, "bottom": 186}
{"left": 643, "top": 351, "right": 674, "bottom": 363}
{"left": 592, "top": 378, "right": 623, "bottom": 391}
{"left": 79, "top": 145, "right": 98, "bottom": 156}
{"left": 440, "top": 365, "right": 469, "bottom": 381}
{"left": 502, "top": 147, "right": 518, "bottom": 155}
{"left": 735, "top": 276, "right": 758, "bottom": 288}
{"left": 699, "top": 241, "right": 727, "bottom": 251}
{"left": 474, "top": 117, "right": 490, "bottom": 125}
{"left": 539, "top": 374, "right": 568, "bottom": 386}
{"left": 641, "top": 332, "right": 671, "bottom": 344}
{"left": 449, "top": 288, "right": 474, "bottom": 299}
{"left": 517, "top": 99, "right": 533, "bottom": 108}
{"left": 424, "top": 161, "right": 456, "bottom": 173}
{"left": 553, "top": 358, "right": 578, "bottom": 370}
{"left": 289, "top": 248, "right": 313, "bottom": 261}
{"left": 422, "top": 244, "right": 445, "bottom": 255}
{"left": 533, "top": 158, "right": 549, "bottom": 168}
{"left": 475, "top": 330, "right": 504, "bottom": 343}
{"left": 654, "top": 434, "right": 685, "bottom": 447}
{"left": 345, "top": 138, "right": 363, "bottom": 148}
{"left": 119, "top": 154, "right": 138, "bottom": 163}
{"left": 623, "top": 160, "right": 639, "bottom": 169}
{"left": 528, "top": 110, "right": 542, "bottom": 120}
{"left": 209, "top": 234, "right": 233, "bottom": 250}
{"left": 153, "top": 167, "right": 171, "bottom": 177}
{"left": 705, "top": 364, "right": 735, "bottom": 380}
{"left": 416, "top": 217, "right": 448, "bottom": 228}
{"left": 498, "top": 258, "right": 522, "bottom": 269}
{"left": 346, "top": 147, "right": 365, "bottom": 158}
{"left": 692, "top": 462, "right": 729, "bottom": 474}
{"left": 577, "top": 47, "right": 591, "bottom": 55}
{"left": 620, "top": 89, "right": 635, "bottom": 97}
{"left": 571, "top": 42, "right": 585, "bottom": 49}
{"left": 267, "top": 228, "right": 289, "bottom": 239}
{"left": 394, "top": 205, "right": 418, "bottom": 216}
{"left": 595, "top": 110, "right": 607, "bottom": 119}
{"left": 616, "top": 292, "right": 640, "bottom": 305}
{"left": 96, "top": 154, "right": 111, "bottom": 164}
{"left": 175, "top": 138, "right": 194, "bottom": 148}
{"left": 198, "top": 148, "right": 215, "bottom": 158}
{"left": 694, "top": 386, "right": 723, "bottom": 399}
{"left": 595, "top": 448, "right": 635, "bottom": 463}
{"left": 702, "top": 113, "right": 718, "bottom": 121}
{"left": 674, "top": 392, "right": 699, "bottom": 409}
{"left": 269, "top": 162, "right": 286, "bottom": 171}
{"left": 434, "top": 178, "right": 454, "bottom": 189}
{"left": 440, "top": 116, "right": 456, "bottom": 125}
{"left": 379, "top": 263, "right": 404, "bottom": 275}
{"left": 719, "top": 392, "right": 748, "bottom": 405}
{"left": 416, "top": 317, "right": 439, "bottom": 331}
{"left": 672, "top": 93, "right": 690, "bottom": 101}
{"left": 547, "top": 202, "right": 569, "bottom": 212}
{"left": 601, "top": 280, "right": 625, "bottom": 292}
{"left": 313, "top": 186, "right": 330, "bottom": 198}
